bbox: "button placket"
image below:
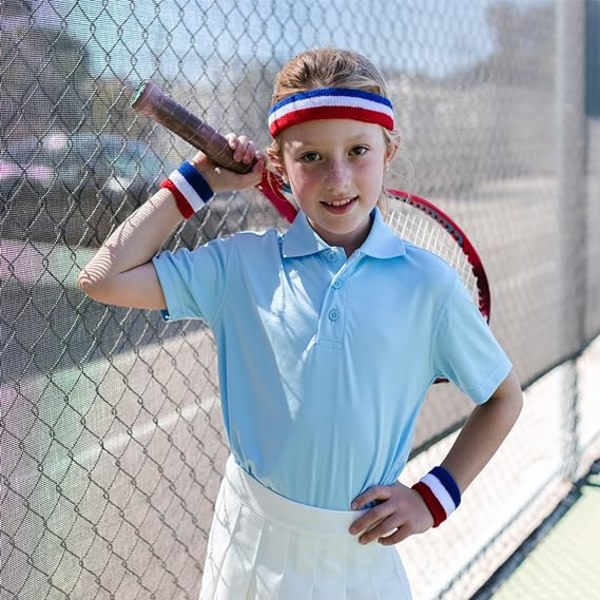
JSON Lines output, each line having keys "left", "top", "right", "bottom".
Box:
{"left": 317, "top": 251, "right": 361, "bottom": 346}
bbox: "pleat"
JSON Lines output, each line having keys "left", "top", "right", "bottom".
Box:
{"left": 369, "top": 557, "right": 383, "bottom": 600}
{"left": 200, "top": 482, "right": 243, "bottom": 600}
{"left": 345, "top": 542, "right": 379, "bottom": 600}
{"left": 277, "top": 529, "right": 321, "bottom": 599}
{"left": 252, "top": 521, "right": 290, "bottom": 598}
{"left": 372, "top": 546, "right": 412, "bottom": 600}
{"left": 311, "top": 534, "right": 348, "bottom": 598}
{"left": 214, "top": 503, "right": 264, "bottom": 598}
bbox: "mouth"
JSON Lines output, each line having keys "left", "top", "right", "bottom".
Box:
{"left": 321, "top": 196, "right": 358, "bottom": 214}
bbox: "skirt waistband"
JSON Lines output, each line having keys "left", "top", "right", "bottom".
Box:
{"left": 224, "top": 456, "right": 367, "bottom": 537}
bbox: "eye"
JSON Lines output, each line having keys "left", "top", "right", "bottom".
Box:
{"left": 300, "top": 152, "right": 321, "bottom": 163}
{"left": 350, "top": 145, "right": 369, "bottom": 156}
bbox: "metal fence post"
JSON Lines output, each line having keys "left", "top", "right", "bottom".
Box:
{"left": 556, "top": 0, "right": 587, "bottom": 480}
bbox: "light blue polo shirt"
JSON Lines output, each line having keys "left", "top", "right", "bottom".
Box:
{"left": 152, "top": 208, "right": 512, "bottom": 510}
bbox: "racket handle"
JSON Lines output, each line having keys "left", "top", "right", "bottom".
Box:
{"left": 130, "top": 80, "right": 254, "bottom": 174}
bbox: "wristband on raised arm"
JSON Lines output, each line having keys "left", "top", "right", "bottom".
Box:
{"left": 160, "top": 161, "right": 214, "bottom": 219}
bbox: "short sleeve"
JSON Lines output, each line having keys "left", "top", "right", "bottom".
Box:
{"left": 152, "top": 237, "right": 230, "bottom": 325}
{"left": 431, "top": 275, "right": 512, "bottom": 404}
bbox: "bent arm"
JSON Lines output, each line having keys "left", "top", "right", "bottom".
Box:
{"left": 78, "top": 140, "right": 265, "bottom": 310}
{"left": 440, "top": 368, "right": 523, "bottom": 492}
{"left": 78, "top": 189, "right": 183, "bottom": 310}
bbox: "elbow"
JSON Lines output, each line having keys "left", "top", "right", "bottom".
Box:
{"left": 486, "top": 370, "right": 524, "bottom": 427}
{"left": 78, "top": 268, "right": 96, "bottom": 298}
{"left": 78, "top": 267, "right": 107, "bottom": 302}
{"left": 504, "top": 377, "right": 524, "bottom": 429}
{"left": 508, "top": 372, "right": 524, "bottom": 418}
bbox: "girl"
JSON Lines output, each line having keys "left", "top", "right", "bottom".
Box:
{"left": 79, "top": 48, "right": 523, "bottom": 599}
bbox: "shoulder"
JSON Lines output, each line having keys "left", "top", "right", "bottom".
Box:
{"left": 181, "top": 227, "right": 283, "bottom": 256}
{"left": 155, "top": 227, "right": 282, "bottom": 270}
{"left": 217, "top": 228, "right": 284, "bottom": 261}
{"left": 226, "top": 227, "right": 283, "bottom": 248}
{"left": 398, "top": 240, "right": 458, "bottom": 291}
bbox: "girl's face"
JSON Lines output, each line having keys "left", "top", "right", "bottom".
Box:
{"left": 278, "top": 119, "right": 395, "bottom": 255}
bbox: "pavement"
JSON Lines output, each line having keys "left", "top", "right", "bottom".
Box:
{"left": 474, "top": 460, "right": 600, "bottom": 599}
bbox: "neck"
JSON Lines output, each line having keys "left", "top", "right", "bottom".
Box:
{"left": 308, "top": 216, "right": 373, "bottom": 258}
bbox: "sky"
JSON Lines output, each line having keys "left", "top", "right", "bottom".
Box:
{"left": 20, "top": 0, "right": 553, "bottom": 82}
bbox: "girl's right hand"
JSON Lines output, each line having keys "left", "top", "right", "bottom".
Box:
{"left": 189, "top": 133, "right": 265, "bottom": 193}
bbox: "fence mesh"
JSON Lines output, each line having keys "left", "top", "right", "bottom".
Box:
{"left": 1, "top": 0, "right": 599, "bottom": 598}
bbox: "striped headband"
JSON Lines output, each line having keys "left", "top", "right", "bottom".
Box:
{"left": 268, "top": 87, "right": 395, "bottom": 138}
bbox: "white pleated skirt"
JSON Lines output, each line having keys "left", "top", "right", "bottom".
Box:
{"left": 199, "top": 456, "right": 412, "bottom": 600}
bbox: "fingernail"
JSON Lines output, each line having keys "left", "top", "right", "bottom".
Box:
{"left": 351, "top": 502, "right": 358, "bottom": 510}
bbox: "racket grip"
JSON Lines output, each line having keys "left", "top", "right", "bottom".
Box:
{"left": 130, "top": 80, "right": 254, "bottom": 174}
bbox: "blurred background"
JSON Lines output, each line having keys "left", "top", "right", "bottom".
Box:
{"left": 1, "top": 0, "right": 599, "bottom": 598}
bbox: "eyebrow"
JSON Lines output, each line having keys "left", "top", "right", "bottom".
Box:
{"left": 290, "top": 133, "right": 374, "bottom": 147}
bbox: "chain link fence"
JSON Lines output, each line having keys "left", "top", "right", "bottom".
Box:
{"left": 1, "top": 0, "right": 599, "bottom": 598}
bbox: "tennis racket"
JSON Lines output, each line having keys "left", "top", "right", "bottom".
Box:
{"left": 130, "top": 80, "right": 491, "bottom": 326}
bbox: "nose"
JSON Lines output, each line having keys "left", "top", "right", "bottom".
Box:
{"left": 322, "top": 159, "right": 349, "bottom": 188}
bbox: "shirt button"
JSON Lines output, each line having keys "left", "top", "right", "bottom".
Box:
{"left": 332, "top": 279, "right": 342, "bottom": 289}
{"left": 328, "top": 308, "right": 340, "bottom": 321}
{"left": 326, "top": 251, "right": 337, "bottom": 262}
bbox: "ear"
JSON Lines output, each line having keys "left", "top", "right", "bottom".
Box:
{"left": 267, "top": 147, "right": 288, "bottom": 182}
{"left": 384, "top": 135, "right": 400, "bottom": 172}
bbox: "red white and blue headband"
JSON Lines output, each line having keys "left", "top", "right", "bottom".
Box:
{"left": 268, "top": 87, "right": 395, "bottom": 138}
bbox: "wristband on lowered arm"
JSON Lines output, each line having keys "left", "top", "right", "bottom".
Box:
{"left": 411, "top": 466, "right": 462, "bottom": 528}
{"left": 160, "top": 161, "right": 214, "bottom": 219}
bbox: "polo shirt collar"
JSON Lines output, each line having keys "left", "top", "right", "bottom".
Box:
{"left": 282, "top": 208, "right": 406, "bottom": 259}
{"left": 360, "top": 208, "right": 407, "bottom": 258}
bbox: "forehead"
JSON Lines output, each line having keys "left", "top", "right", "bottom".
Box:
{"left": 280, "top": 119, "right": 385, "bottom": 148}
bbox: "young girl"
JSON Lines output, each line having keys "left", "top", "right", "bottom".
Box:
{"left": 79, "top": 48, "right": 523, "bottom": 599}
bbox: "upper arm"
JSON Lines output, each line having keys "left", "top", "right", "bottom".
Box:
{"left": 79, "top": 261, "right": 166, "bottom": 310}
{"left": 431, "top": 276, "right": 512, "bottom": 404}
{"left": 489, "top": 369, "right": 523, "bottom": 405}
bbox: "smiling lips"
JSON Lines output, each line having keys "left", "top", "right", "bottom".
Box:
{"left": 321, "top": 196, "right": 357, "bottom": 213}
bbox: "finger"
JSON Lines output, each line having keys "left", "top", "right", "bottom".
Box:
{"left": 241, "top": 140, "right": 256, "bottom": 164}
{"left": 358, "top": 515, "right": 400, "bottom": 545}
{"left": 349, "top": 503, "right": 392, "bottom": 536}
{"left": 225, "top": 132, "right": 238, "bottom": 148}
{"left": 351, "top": 485, "right": 392, "bottom": 510}
{"left": 225, "top": 133, "right": 246, "bottom": 162}
{"left": 378, "top": 525, "right": 413, "bottom": 546}
{"left": 232, "top": 135, "right": 250, "bottom": 162}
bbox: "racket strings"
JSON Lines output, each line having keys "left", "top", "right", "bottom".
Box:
{"left": 386, "top": 205, "right": 480, "bottom": 306}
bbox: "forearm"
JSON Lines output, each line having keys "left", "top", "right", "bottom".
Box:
{"left": 440, "top": 370, "right": 523, "bottom": 492}
{"left": 79, "top": 188, "right": 183, "bottom": 295}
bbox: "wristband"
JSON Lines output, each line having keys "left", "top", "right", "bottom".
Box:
{"left": 411, "top": 466, "right": 461, "bottom": 528}
{"left": 160, "top": 161, "right": 214, "bottom": 219}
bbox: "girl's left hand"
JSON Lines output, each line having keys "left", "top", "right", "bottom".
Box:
{"left": 349, "top": 482, "right": 434, "bottom": 545}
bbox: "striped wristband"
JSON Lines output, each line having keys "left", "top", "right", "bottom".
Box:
{"left": 160, "top": 161, "right": 214, "bottom": 219}
{"left": 411, "top": 466, "right": 461, "bottom": 528}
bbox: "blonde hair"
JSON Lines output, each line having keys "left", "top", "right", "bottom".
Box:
{"left": 268, "top": 48, "right": 400, "bottom": 211}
